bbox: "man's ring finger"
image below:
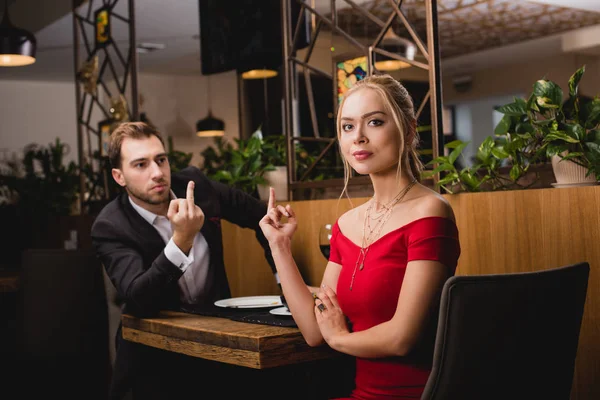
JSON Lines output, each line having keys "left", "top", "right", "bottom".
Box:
{"left": 317, "top": 303, "right": 326, "bottom": 313}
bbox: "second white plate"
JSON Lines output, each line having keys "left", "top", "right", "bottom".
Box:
{"left": 214, "top": 295, "right": 282, "bottom": 309}
{"left": 269, "top": 306, "right": 292, "bottom": 316}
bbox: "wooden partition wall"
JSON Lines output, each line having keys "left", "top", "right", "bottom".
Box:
{"left": 222, "top": 185, "right": 599, "bottom": 400}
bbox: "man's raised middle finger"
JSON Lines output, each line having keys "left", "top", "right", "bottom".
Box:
{"left": 186, "top": 181, "right": 195, "bottom": 210}
{"left": 178, "top": 199, "right": 189, "bottom": 216}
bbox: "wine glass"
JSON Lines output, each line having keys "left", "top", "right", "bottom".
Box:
{"left": 318, "top": 223, "right": 333, "bottom": 260}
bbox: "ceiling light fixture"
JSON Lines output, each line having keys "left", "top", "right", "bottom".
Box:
{"left": 0, "top": 0, "right": 36, "bottom": 67}
{"left": 241, "top": 68, "right": 278, "bottom": 80}
{"left": 374, "top": 29, "right": 416, "bottom": 72}
{"left": 239, "top": 57, "right": 280, "bottom": 80}
{"left": 196, "top": 76, "right": 225, "bottom": 137}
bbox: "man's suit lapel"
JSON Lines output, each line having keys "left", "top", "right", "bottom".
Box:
{"left": 120, "top": 195, "right": 165, "bottom": 253}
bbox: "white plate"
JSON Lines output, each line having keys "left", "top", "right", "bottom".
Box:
{"left": 269, "top": 306, "right": 292, "bottom": 316}
{"left": 214, "top": 295, "right": 282, "bottom": 309}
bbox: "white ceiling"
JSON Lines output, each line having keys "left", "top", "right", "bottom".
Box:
{"left": 0, "top": 0, "right": 599, "bottom": 82}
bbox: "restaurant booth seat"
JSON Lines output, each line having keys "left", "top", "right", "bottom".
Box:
{"left": 11, "top": 249, "right": 110, "bottom": 399}
{"left": 421, "top": 262, "right": 590, "bottom": 400}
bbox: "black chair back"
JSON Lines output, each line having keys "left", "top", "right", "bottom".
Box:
{"left": 422, "top": 262, "right": 590, "bottom": 400}
{"left": 15, "top": 249, "right": 110, "bottom": 399}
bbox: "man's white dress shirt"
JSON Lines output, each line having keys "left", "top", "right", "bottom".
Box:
{"left": 129, "top": 195, "right": 210, "bottom": 303}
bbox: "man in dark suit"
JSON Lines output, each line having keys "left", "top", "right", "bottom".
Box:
{"left": 91, "top": 122, "right": 276, "bottom": 399}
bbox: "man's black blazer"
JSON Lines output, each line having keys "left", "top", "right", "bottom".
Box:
{"left": 91, "top": 166, "right": 275, "bottom": 399}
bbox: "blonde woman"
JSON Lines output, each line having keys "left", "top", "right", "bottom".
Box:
{"left": 260, "top": 74, "right": 461, "bottom": 399}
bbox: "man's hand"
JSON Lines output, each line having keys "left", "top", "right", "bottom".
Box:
{"left": 168, "top": 181, "right": 205, "bottom": 254}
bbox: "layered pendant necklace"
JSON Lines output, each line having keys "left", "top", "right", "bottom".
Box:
{"left": 349, "top": 179, "right": 417, "bottom": 291}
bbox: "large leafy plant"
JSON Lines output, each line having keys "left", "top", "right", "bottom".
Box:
{"left": 199, "top": 127, "right": 335, "bottom": 196}
{"left": 0, "top": 138, "right": 80, "bottom": 216}
{"left": 199, "top": 128, "right": 279, "bottom": 195}
{"left": 423, "top": 65, "right": 600, "bottom": 193}
{"left": 494, "top": 65, "right": 600, "bottom": 180}
{"left": 422, "top": 136, "right": 538, "bottom": 194}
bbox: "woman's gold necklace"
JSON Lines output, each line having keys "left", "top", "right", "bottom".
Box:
{"left": 349, "top": 179, "right": 417, "bottom": 291}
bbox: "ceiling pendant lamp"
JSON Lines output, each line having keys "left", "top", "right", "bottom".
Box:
{"left": 196, "top": 111, "right": 225, "bottom": 137}
{"left": 239, "top": 57, "right": 280, "bottom": 80}
{"left": 0, "top": 0, "right": 36, "bottom": 67}
{"left": 374, "top": 29, "right": 416, "bottom": 72}
{"left": 241, "top": 68, "right": 278, "bottom": 80}
{"left": 196, "top": 76, "right": 225, "bottom": 137}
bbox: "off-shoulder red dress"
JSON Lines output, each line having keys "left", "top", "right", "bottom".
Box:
{"left": 329, "top": 216, "right": 461, "bottom": 400}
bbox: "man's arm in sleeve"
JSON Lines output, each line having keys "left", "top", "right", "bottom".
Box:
{"left": 91, "top": 217, "right": 184, "bottom": 317}
{"left": 210, "top": 179, "right": 277, "bottom": 277}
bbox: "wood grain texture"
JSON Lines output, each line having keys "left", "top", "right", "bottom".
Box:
{"left": 222, "top": 186, "right": 600, "bottom": 400}
{"left": 121, "top": 311, "right": 339, "bottom": 369}
{"left": 222, "top": 226, "right": 280, "bottom": 297}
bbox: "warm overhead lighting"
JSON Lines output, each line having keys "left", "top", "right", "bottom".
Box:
{"left": 241, "top": 68, "right": 278, "bottom": 80}
{"left": 0, "top": 0, "right": 36, "bottom": 67}
{"left": 196, "top": 76, "right": 225, "bottom": 137}
{"left": 196, "top": 112, "right": 225, "bottom": 137}
{"left": 374, "top": 29, "right": 416, "bottom": 72}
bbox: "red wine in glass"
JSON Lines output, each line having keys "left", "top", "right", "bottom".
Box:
{"left": 319, "top": 244, "right": 331, "bottom": 259}
{"left": 319, "top": 224, "right": 332, "bottom": 260}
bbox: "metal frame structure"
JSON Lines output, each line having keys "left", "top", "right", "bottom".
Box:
{"left": 281, "top": 0, "right": 443, "bottom": 199}
{"left": 72, "top": 0, "right": 138, "bottom": 209}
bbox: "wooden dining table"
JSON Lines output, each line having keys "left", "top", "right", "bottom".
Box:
{"left": 121, "top": 310, "right": 339, "bottom": 369}
{"left": 121, "top": 310, "right": 355, "bottom": 398}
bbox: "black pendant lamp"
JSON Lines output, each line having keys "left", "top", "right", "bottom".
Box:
{"left": 196, "top": 111, "right": 225, "bottom": 137}
{"left": 0, "top": 0, "right": 36, "bottom": 67}
{"left": 196, "top": 76, "right": 225, "bottom": 137}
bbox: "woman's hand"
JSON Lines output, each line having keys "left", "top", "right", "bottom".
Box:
{"left": 314, "top": 285, "right": 350, "bottom": 349}
{"left": 259, "top": 187, "right": 297, "bottom": 244}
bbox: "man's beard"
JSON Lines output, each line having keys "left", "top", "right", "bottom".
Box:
{"left": 127, "top": 183, "right": 170, "bottom": 206}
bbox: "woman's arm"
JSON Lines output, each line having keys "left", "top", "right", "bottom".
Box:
{"left": 271, "top": 240, "right": 341, "bottom": 346}
{"left": 260, "top": 187, "right": 342, "bottom": 346}
{"left": 318, "top": 259, "right": 448, "bottom": 357}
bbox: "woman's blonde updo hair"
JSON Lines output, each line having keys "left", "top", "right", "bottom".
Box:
{"left": 336, "top": 74, "right": 423, "bottom": 196}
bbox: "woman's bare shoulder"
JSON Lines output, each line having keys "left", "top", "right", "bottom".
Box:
{"left": 409, "top": 186, "right": 455, "bottom": 221}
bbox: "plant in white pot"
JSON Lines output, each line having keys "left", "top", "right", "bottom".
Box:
{"left": 255, "top": 129, "right": 289, "bottom": 201}
{"left": 494, "top": 65, "right": 600, "bottom": 187}
{"left": 199, "top": 127, "right": 288, "bottom": 199}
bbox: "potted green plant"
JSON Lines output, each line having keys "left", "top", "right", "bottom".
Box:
{"left": 199, "top": 126, "right": 340, "bottom": 199}
{"left": 0, "top": 138, "right": 80, "bottom": 217}
{"left": 199, "top": 128, "right": 279, "bottom": 197}
{"left": 0, "top": 138, "right": 81, "bottom": 252}
{"left": 255, "top": 131, "right": 289, "bottom": 201}
{"left": 422, "top": 135, "right": 539, "bottom": 194}
{"left": 494, "top": 65, "right": 600, "bottom": 186}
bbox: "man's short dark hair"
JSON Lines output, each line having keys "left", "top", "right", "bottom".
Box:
{"left": 108, "top": 122, "right": 165, "bottom": 168}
